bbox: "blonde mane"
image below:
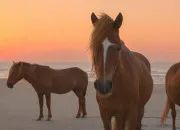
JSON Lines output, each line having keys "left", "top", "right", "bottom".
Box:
{"left": 89, "top": 13, "right": 115, "bottom": 77}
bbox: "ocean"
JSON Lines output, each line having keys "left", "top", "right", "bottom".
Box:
{"left": 0, "top": 61, "right": 173, "bottom": 84}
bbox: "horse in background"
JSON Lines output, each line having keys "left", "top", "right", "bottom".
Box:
{"left": 7, "top": 62, "right": 88, "bottom": 121}
{"left": 89, "top": 12, "right": 153, "bottom": 130}
{"left": 161, "top": 63, "right": 180, "bottom": 130}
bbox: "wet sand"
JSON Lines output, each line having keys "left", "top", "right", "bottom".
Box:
{"left": 0, "top": 79, "right": 179, "bottom": 130}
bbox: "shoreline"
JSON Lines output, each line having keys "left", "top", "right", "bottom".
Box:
{"left": 1, "top": 78, "right": 165, "bottom": 86}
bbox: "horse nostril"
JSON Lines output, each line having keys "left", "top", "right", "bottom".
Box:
{"left": 7, "top": 82, "right": 13, "bottom": 88}
{"left": 106, "top": 80, "right": 112, "bottom": 92}
{"left": 94, "top": 79, "right": 112, "bottom": 94}
{"left": 7, "top": 82, "right": 10, "bottom": 86}
{"left": 95, "top": 85, "right": 98, "bottom": 89}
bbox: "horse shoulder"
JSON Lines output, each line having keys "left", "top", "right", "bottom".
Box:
{"left": 32, "top": 65, "right": 53, "bottom": 87}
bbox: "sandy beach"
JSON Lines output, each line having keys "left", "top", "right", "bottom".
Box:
{"left": 0, "top": 79, "right": 179, "bottom": 130}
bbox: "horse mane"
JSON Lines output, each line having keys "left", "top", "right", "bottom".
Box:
{"left": 11, "top": 62, "right": 50, "bottom": 72}
{"left": 89, "top": 13, "right": 114, "bottom": 76}
{"left": 20, "top": 62, "right": 49, "bottom": 68}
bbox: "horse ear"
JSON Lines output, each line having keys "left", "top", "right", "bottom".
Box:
{"left": 91, "top": 12, "right": 99, "bottom": 25}
{"left": 114, "top": 13, "right": 123, "bottom": 29}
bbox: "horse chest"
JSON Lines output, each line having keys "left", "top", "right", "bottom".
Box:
{"left": 97, "top": 95, "right": 133, "bottom": 110}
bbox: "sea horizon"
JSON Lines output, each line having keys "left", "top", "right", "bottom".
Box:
{"left": 0, "top": 61, "right": 176, "bottom": 84}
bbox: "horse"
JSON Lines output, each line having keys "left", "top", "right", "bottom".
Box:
{"left": 160, "top": 63, "right": 180, "bottom": 130}
{"left": 6, "top": 61, "right": 88, "bottom": 121}
{"left": 89, "top": 12, "right": 153, "bottom": 130}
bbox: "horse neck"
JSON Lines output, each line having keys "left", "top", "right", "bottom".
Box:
{"left": 112, "top": 46, "right": 137, "bottom": 97}
{"left": 22, "top": 63, "right": 34, "bottom": 84}
{"left": 118, "top": 44, "right": 133, "bottom": 76}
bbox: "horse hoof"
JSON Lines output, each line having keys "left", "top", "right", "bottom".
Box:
{"left": 76, "top": 114, "right": 81, "bottom": 118}
{"left": 46, "top": 117, "right": 52, "bottom": 121}
{"left": 82, "top": 114, "right": 87, "bottom": 118}
{"left": 36, "top": 116, "right": 43, "bottom": 121}
{"left": 36, "top": 118, "right": 42, "bottom": 121}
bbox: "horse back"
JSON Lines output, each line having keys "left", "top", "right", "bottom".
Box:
{"left": 166, "top": 63, "right": 180, "bottom": 81}
{"left": 166, "top": 63, "right": 180, "bottom": 89}
{"left": 52, "top": 67, "right": 88, "bottom": 91}
{"left": 165, "top": 63, "right": 180, "bottom": 105}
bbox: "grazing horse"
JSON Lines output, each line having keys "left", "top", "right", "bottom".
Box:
{"left": 7, "top": 62, "right": 88, "bottom": 121}
{"left": 161, "top": 63, "right": 180, "bottom": 130}
{"left": 89, "top": 12, "right": 153, "bottom": 130}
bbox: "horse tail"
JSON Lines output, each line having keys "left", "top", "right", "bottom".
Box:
{"left": 160, "top": 98, "right": 170, "bottom": 125}
{"left": 83, "top": 85, "right": 87, "bottom": 97}
{"left": 112, "top": 119, "right": 118, "bottom": 130}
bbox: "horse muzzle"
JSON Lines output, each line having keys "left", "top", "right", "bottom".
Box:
{"left": 94, "top": 79, "right": 112, "bottom": 95}
{"left": 7, "top": 82, "right": 14, "bottom": 89}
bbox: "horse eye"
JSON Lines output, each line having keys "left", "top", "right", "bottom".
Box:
{"left": 112, "top": 45, "right": 121, "bottom": 51}
{"left": 116, "top": 45, "right": 121, "bottom": 51}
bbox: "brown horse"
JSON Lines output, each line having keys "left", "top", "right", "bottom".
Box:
{"left": 160, "top": 63, "right": 180, "bottom": 130}
{"left": 6, "top": 62, "right": 88, "bottom": 121}
{"left": 90, "top": 12, "right": 153, "bottom": 130}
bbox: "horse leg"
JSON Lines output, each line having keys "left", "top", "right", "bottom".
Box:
{"left": 112, "top": 119, "right": 118, "bottom": 130}
{"left": 36, "top": 93, "right": 44, "bottom": 121}
{"left": 82, "top": 87, "right": 87, "bottom": 118}
{"left": 45, "top": 93, "right": 52, "bottom": 121}
{"left": 136, "top": 107, "right": 144, "bottom": 130}
{"left": 125, "top": 106, "right": 138, "bottom": 130}
{"left": 169, "top": 101, "right": 176, "bottom": 130}
{"left": 81, "top": 96, "right": 87, "bottom": 118}
{"left": 115, "top": 115, "right": 125, "bottom": 130}
{"left": 73, "top": 89, "right": 83, "bottom": 118}
{"left": 99, "top": 107, "right": 112, "bottom": 130}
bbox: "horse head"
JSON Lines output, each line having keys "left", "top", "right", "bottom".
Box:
{"left": 90, "top": 12, "right": 123, "bottom": 97}
{"left": 7, "top": 61, "right": 24, "bottom": 88}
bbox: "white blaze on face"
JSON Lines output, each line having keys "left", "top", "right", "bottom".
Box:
{"left": 102, "top": 38, "right": 113, "bottom": 73}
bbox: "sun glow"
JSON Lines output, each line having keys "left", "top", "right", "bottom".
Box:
{"left": 0, "top": 0, "right": 180, "bottom": 62}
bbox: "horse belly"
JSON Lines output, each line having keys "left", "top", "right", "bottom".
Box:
{"left": 139, "top": 74, "right": 153, "bottom": 107}
{"left": 51, "top": 82, "right": 75, "bottom": 94}
{"left": 139, "top": 85, "right": 153, "bottom": 107}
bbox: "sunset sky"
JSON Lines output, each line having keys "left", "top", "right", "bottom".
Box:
{"left": 0, "top": 0, "right": 180, "bottom": 62}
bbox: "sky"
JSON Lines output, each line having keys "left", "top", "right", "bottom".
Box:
{"left": 0, "top": 0, "right": 180, "bottom": 62}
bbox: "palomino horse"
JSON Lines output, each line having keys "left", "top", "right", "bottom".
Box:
{"left": 161, "top": 63, "right": 180, "bottom": 130}
{"left": 90, "top": 12, "right": 153, "bottom": 130}
{"left": 7, "top": 62, "right": 88, "bottom": 121}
